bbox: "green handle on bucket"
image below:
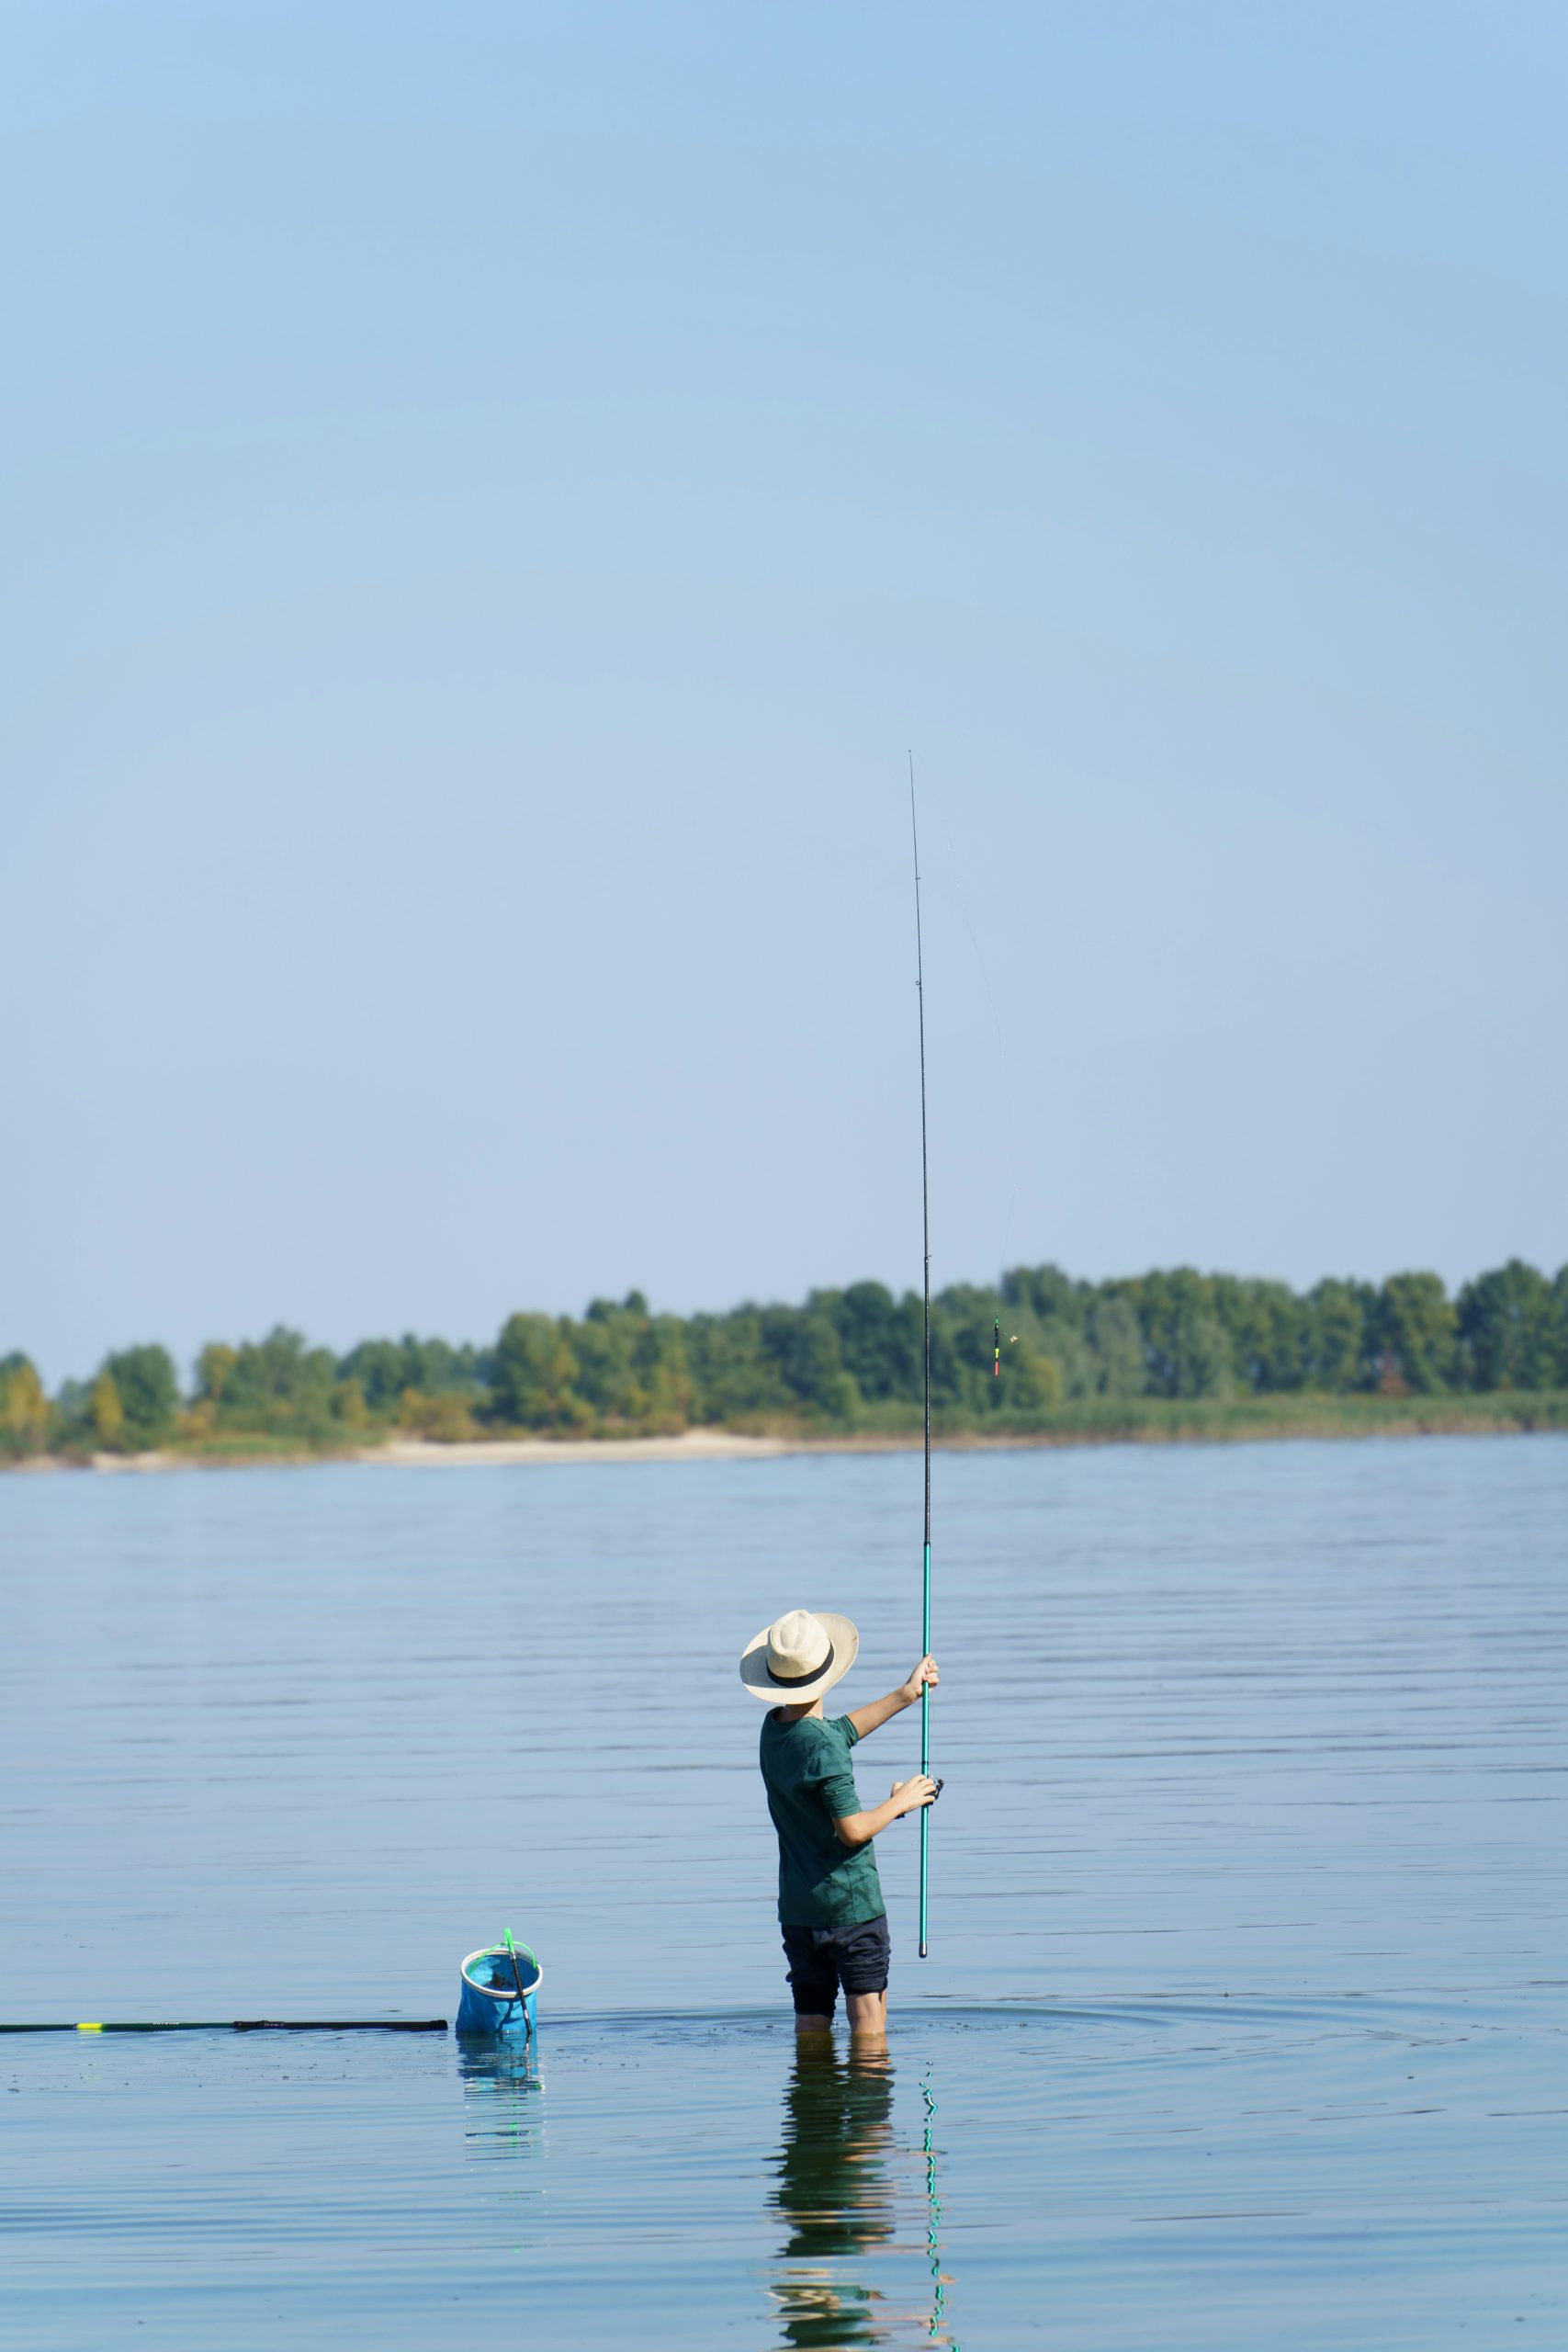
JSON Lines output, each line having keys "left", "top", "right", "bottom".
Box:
{"left": 502, "top": 1929, "right": 528, "bottom": 2012}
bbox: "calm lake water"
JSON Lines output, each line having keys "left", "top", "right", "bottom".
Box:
{"left": 2, "top": 1438, "right": 1564, "bottom": 2347}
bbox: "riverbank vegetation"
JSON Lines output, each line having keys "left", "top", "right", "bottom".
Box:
{"left": 5, "top": 1260, "right": 1567, "bottom": 1463}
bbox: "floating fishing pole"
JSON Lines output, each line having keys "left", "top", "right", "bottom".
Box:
{"left": 502, "top": 1928, "right": 536, "bottom": 2051}
{"left": 0, "top": 2018, "right": 447, "bottom": 2034}
{"left": 909, "top": 752, "right": 935, "bottom": 1961}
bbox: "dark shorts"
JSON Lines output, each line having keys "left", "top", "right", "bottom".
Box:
{"left": 781, "top": 1915, "right": 890, "bottom": 2014}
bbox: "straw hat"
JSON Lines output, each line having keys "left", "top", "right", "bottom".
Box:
{"left": 739, "top": 1608, "right": 859, "bottom": 1705}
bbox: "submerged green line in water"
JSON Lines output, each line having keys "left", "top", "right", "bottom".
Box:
{"left": 0, "top": 2018, "right": 449, "bottom": 2034}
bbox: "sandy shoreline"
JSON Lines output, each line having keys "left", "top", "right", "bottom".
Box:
{"left": 10, "top": 1408, "right": 1555, "bottom": 1475}
{"left": 69, "top": 1427, "right": 1118, "bottom": 1474}
{"left": 370, "top": 1430, "right": 797, "bottom": 1466}
{"left": 73, "top": 1429, "right": 806, "bottom": 1474}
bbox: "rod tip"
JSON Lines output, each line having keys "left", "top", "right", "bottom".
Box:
{"left": 919, "top": 1942, "right": 929, "bottom": 1959}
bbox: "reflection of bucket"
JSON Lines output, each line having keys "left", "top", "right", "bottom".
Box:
{"left": 457, "top": 1942, "right": 541, "bottom": 2040}
{"left": 457, "top": 2031, "right": 543, "bottom": 2160}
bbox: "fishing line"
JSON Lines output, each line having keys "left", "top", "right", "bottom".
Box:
{"left": 942, "top": 834, "right": 1021, "bottom": 1286}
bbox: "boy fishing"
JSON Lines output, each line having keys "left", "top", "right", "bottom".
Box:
{"left": 740, "top": 1608, "right": 940, "bottom": 2039}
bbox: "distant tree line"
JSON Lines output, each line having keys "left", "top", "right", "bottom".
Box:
{"left": 3, "top": 1259, "right": 1566, "bottom": 1460}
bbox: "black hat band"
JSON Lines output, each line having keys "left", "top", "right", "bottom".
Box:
{"left": 766, "top": 1639, "right": 835, "bottom": 1688}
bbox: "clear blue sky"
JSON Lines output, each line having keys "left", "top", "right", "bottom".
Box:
{"left": 6, "top": 3, "right": 1565, "bottom": 1383}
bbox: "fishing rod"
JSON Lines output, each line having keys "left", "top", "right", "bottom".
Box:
{"left": 0, "top": 2018, "right": 448, "bottom": 2034}
{"left": 909, "top": 752, "right": 934, "bottom": 1961}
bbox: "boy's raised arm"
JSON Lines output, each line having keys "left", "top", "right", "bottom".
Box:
{"left": 845, "top": 1655, "right": 939, "bottom": 1741}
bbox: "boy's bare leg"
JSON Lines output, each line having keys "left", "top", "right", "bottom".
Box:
{"left": 793, "top": 1994, "right": 886, "bottom": 2038}
{"left": 846, "top": 1990, "right": 887, "bottom": 2042}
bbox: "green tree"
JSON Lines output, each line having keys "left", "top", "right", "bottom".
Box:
{"left": 830, "top": 1282, "right": 922, "bottom": 1404}
{"left": 1551, "top": 1267, "right": 1568, "bottom": 1387}
{"left": 1456, "top": 1261, "right": 1553, "bottom": 1390}
{"left": 336, "top": 1340, "right": 410, "bottom": 1412}
{"left": 1174, "top": 1310, "right": 1234, "bottom": 1397}
{"left": 197, "top": 1329, "right": 341, "bottom": 1433}
{"left": 490, "top": 1313, "right": 586, "bottom": 1429}
{"left": 1213, "top": 1278, "right": 1304, "bottom": 1393}
{"left": 567, "top": 1295, "right": 692, "bottom": 1429}
{"left": 196, "top": 1343, "right": 238, "bottom": 1403}
{"left": 90, "top": 1371, "right": 126, "bottom": 1450}
{"left": 1374, "top": 1273, "right": 1456, "bottom": 1394}
{"left": 922, "top": 1289, "right": 985, "bottom": 1416}
{"left": 1119, "top": 1271, "right": 1236, "bottom": 1398}
{"left": 338, "top": 1334, "right": 488, "bottom": 1411}
{"left": 765, "top": 1304, "right": 861, "bottom": 1423}
{"left": 396, "top": 1387, "right": 477, "bottom": 1441}
{"left": 0, "top": 1354, "right": 50, "bottom": 1456}
{"left": 685, "top": 1308, "right": 792, "bottom": 1422}
{"left": 1302, "top": 1279, "right": 1376, "bottom": 1392}
{"left": 630, "top": 1311, "right": 694, "bottom": 1428}
{"left": 999, "top": 1340, "right": 1064, "bottom": 1412}
{"left": 991, "top": 1282, "right": 1081, "bottom": 1401}
{"left": 1084, "top": 1295, "right": 1146, "bottom": 1397}
{"left": 1021, "top": 1315, "right": 1088, "bottom": 1398}
{"left": 102, "top": 1345, "right": 179, "bottom": 1451}
{"left": 333, "top": 1377, "right": 370, "bottom": 1431}
{"left": 1001, "top": 1264, "right": 1085, "bottom": 1329}
{"left": 570, "top": 1310, "right": 639, "bottom": 1420}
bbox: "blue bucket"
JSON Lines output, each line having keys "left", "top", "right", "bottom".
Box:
{"left": 457, "top": 1941, "right": 541, "bottom": 2041}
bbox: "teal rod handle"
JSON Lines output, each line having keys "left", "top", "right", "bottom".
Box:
{"left": 919, "top": 1537, "right": 931, "bottom": 1957}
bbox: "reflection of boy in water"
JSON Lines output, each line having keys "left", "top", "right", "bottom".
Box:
{"left": 740, "top": 1609, "right": 939, "bottom": 2041}
{"left": 771, "top": 2041, "right": 896, "bottom": 2349}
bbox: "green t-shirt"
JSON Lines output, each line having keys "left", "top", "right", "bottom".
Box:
{"left": 759, "top": 1709, "right": 886, "bottom": 1928}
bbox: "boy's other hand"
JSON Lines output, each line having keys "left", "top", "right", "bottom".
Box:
{"left": 898, "top": 1656, "right": 940, "bottom": 1706}
{"left": 891, "top": 1774, "right": 940, "bottom": 1814}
